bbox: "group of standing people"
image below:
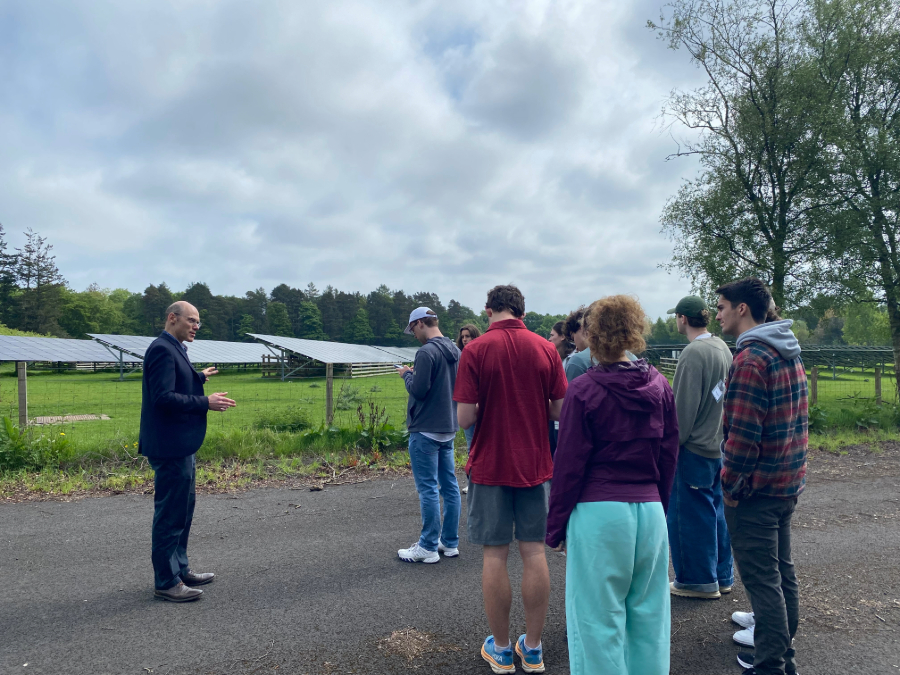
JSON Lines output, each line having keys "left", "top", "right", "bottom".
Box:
{"left": 136, "top": 279, "right": 807, "bottom": 675}
{"left": 397, "top": 280, "right": 807, "bottom": 675}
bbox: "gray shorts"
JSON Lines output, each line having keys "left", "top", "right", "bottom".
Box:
{"left": 467, "top": 481, "right": 550, "bottom": 546}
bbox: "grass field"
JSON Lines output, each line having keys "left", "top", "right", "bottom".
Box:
{"left": 1, "top": 363, "right": 899, "bottom": 497}
{"left": 1, "top": 363, "right": 898, "bottom": 446}
{"left": 0, "top": 368, "right": 411, "bottom": 451}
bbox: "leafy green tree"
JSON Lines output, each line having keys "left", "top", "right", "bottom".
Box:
{"left": 813, "top": 0, "right": 900, "bottom": 390}
{"left": 267, "top": 301, "right": 293, "bottom": 337}
{"left": 366, "top": 285, "right": 397, "bottom": 340}
{"left": 142, "top": 283, "right": 175, "bottom": 334}
{"left": 243, "top": 287, "right": 268, "bottom": 334}
{"left": 791, "top": 319, "right": 810, "bottom": 343}
{"left": 237, "top": 314, "right": 256, "bottom": 341}
{"left": 296, "top": 301, "right": 327, "bottom": 340}
{"left": 843, "top": 303, "right": 891, "bottom": 346}
{"left": 651, "top": 0, "right": 845, "bottom": 308}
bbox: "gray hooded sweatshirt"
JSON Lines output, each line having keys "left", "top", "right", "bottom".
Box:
{"left": 736, "top": 319, "right": 802, "bottom": 360}
{"left": 403, "top": 336, "right": 460, "bottom": 433}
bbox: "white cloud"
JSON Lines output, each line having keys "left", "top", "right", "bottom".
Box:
{"left": 0, "top": 0, "right": 707, "bottom": 318}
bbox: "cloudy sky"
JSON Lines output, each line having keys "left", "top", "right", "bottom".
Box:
{"left": 1, "top": 0, "right": 704, "bottom": 319}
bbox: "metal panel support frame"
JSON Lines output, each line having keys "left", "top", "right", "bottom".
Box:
{"left": 326, "top": 363, "right": 334, "bottom": 426}
{"left": 17, "top": 361, "right": 27, "bottom": 429}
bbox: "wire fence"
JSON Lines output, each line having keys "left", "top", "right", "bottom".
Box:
{"left": 0, "top": 366, "right": 412, "bottom": 452}
{"left": 1, "top": 345, "right": 899, "bottom": 452}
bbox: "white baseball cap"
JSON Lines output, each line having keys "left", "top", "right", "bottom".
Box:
{"left": 405, "top": 307, "right": 437, "bottom": 334}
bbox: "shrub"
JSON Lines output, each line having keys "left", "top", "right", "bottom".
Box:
{"left": 0, "top": 418, "right": 72, "bottom": 472}
{"left": 335, "top": 384, "right": 364, "bottom": 410}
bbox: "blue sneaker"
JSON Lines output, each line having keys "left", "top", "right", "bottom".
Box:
{"left": 481, "top": 636, "right": 515, "bottom": 673}
{"left": 515, "top": 635, "right": 545, "bottom": 673}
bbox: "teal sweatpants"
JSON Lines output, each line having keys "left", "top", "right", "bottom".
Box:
{"left": 565, "top": 501, "right": 671, "bottom": 675}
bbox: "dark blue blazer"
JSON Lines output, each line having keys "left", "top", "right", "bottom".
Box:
{"left": 139, "top": 333, "right": 209, "bottom": 459}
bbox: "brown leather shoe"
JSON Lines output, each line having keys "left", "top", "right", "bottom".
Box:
{"left": 154, "top": 582, "right": 203, "bottom": 602}
{"left": 181, "top": 570, "right": 215, "bottom": 586}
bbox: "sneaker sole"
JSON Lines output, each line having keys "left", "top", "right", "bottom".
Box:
{"left": 515, "top": 642, "right": 545, "bottom": 673}
{"left": 669, "top": 584, "right": 721, "bottom": 599}
{"left": 398, "top": 555, "right": 440, "bottom": 563}
{"left": 481, "top": 645, "right": 515, "bottom": 673}
{"left": 733, "top": 634, "right": 755, "bottom": 647}
{"left": 737, "top": 653, "right": 754, "bottom": 669}
{"left": 719, "top": 584, "right": 733, "bottom": 594}
{"left": 439, "top": 549, "right": 459, "bottom": 558}
{"left": 731, "top": 614, "right": 755, "bottom": 628}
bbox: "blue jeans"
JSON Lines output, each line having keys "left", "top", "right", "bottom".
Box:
{"left": 463, "top": 425, "right": 475, "bottom": 453}
{"left": 666, "top": 448, "right": 734, "bottom": 592}
{"left": 408, "top": 432, "right": 461, "bottom": 551}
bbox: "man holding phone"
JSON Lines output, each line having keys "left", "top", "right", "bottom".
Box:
{"left": 396, "top": 307, "right": 462, "bottom": 563}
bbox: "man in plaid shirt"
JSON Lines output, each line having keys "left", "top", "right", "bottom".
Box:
{"left": 716, "top": 278, "right": 808, "bottom": 675}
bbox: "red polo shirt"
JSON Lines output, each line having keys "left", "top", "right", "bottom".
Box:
{"left": 454, "top": 319, "right": 568, "bottom": 487}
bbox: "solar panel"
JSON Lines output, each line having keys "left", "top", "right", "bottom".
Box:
{"left": 0, "top": 336, "right": 142, "bottom": 363}
{"left": 89, "top": 334, "right": 277, "bottom": 364}
{"left": 249, "top": 334, "right": 407, "bottom": 364}
{"left": 373, "top": 346, "right": 420, "bottom": 362}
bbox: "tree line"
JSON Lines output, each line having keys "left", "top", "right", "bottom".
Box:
{"left": 652, "top": 0, "right": 900, "bottom": 381}
{"left": 0, "top": 225, "right": 891, "bottom": 347}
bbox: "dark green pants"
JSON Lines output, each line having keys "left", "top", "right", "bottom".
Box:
{"left": 725, "top": 496, "right": 799, "bottom": 675}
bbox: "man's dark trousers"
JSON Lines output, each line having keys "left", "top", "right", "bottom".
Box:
{"left": 725, "top": 496, "right": 799, "bottom": 675}
{"left": 148, "top": 454, "right": 196, "bottom": 590}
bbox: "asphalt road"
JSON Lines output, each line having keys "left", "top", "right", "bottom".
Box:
{"left": 1, "top": 444, "right": 898, "bottom": 675}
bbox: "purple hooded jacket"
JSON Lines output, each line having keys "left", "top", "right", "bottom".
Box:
{"left": 546, "top": 360, "right": 680, "bottom": 548}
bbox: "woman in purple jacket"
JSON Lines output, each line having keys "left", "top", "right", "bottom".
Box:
{"left": 546, "top": 295, "right": 679, "bottom": 675}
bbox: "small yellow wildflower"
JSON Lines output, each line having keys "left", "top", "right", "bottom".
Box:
{"left": 60, "top": 432, "right": 66, "bottom": 436}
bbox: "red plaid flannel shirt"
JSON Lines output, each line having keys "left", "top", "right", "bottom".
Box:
{"left": 721, "top": 340, "right": 808, "bottom": 500}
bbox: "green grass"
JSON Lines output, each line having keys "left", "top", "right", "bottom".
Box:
{"left": 0, "top": 368, "right": 411, "bottom": 454}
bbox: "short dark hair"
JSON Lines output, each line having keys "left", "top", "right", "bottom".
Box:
{"left": 684, "top": 310, "right": 711, "bottom": 328}
{"left": 486, "top": 285, "right": 525, "bottom": 318}
{"left": 456, "top": 323, "right": 482, "bottom": 350}
{"left": 417, "top": 309, "right": 438, "bottom": 329}
{"left": 715, "top": 277, "right": 772, "bottom": 323}
{"left": 563, "top": 306, "right": 586, "bottom": 341}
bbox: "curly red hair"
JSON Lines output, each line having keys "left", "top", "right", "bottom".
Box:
{"left": 584, "top": 295, "right": 647, "bottom": 363}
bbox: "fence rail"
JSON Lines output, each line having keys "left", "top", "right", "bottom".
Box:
{"left": 1, "top": 343, "right": 898, "bottom": 451}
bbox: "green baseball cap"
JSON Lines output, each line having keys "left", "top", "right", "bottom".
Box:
{"left": 668, "top": 295, "right": 708, "bottom": 318}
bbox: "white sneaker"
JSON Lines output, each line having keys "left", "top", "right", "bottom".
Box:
{"left": 732, "top": 611, "right": 755, "bottom": 628}
{"left": 733, "top": 625, "right": 755, "bottom": 647}
{"left": 398, "top": 542, "right": 440, "bottom": 564}
{"left": 461, "top": 486, "right": 468, "bottom": 494}
{"left": 438, "top": 540, "right": 459, "bottom": 558}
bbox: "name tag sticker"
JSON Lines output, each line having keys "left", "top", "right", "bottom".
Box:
{"left": 712, "top": 380, "right": 726, "bottom": 402}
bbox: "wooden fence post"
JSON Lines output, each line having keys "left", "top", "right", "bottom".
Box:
{"left": 325, "top": 363, "right": 334, "bottom": 426}
{"left": 810, "top": 366, "right": 818, "bottom": 407}
{"left": 17, "top": 361, "right": 28, "bottom": 429}
{"left": 875, "top": 366, "right": 882, "bottom": 405}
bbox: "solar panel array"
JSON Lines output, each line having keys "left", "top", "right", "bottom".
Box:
{"left": 89, "top": 334, "right": 277, "bottom": 364}
{"left": 0, "top": 336, "right": 142, "bottom": 363}
{"left": 249, "top": 334, "right": 418, "bottom": 364}
{"left": 374, "top": 346, "right": 421, "bottom": 362}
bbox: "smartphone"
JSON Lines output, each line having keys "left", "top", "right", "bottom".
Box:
{"left": 393, "top": 364, "right": 404, "bottom": 369}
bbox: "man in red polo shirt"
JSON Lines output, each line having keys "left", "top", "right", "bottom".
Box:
{"left": 455, "top": 284, "right": 567, "bottom": 674}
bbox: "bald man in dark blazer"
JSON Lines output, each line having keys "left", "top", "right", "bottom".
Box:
{"left": 139, "top": 301, "right": 236, "bottom": 602}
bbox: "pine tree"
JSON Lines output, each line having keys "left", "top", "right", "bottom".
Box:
{"left": 14, "top": 229, "right": 68, "bottom": 335}
{"left": 267, "top": 301, "right": 293, "bottom": 337}
{"left": 344, "top": 307, "right": 375, "bottom": 344}
{"left": 296, "top": 301, "right": 327, "bottom": 340}
{"left": 237, "top": 314, "right": 257, "bottom": 341}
